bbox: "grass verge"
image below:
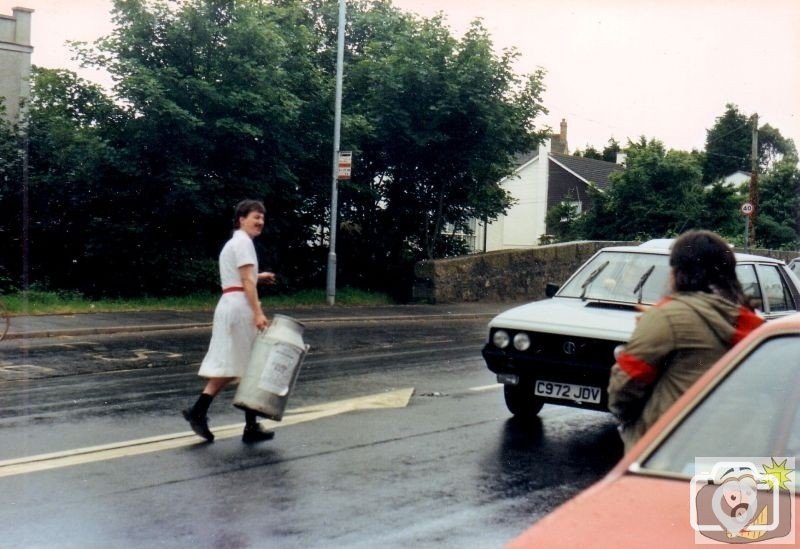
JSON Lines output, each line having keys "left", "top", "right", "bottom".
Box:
{"left": 2, "top": 288, "right": 394, "bottom": 315}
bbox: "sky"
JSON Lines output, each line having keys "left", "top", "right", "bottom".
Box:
{"left": 2, "top": 0, "right": 798, "bottom": 154}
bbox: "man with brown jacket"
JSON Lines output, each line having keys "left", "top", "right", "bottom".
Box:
{"left": 608, "top": 231, "right": 763, "bottom": 452}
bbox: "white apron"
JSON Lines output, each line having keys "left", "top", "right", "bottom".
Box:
{"left": 198, "top": 292, "right": 257, "bottom": 378}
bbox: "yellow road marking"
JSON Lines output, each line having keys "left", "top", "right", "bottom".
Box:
{"left": 0, "top": 388, "right": 415, "bottom": 478}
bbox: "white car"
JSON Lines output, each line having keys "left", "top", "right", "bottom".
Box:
{"left": 482, "top": 240, "right": 800, "bottom": 418}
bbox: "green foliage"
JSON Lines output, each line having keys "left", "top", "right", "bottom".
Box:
{"left": 0, "top": 0, "right": 548, "bottom": 300}
{"left": 579, "top": 138, "right": 704, "bottom": 240}
{"left": 699, "top": 181, "right": 744, "bottom": 239}
{"left": 757, "top": 159, "right": 800, "bottom": 249}
{"left": 703, "top": 103, "right": 797, "bottom": 183}
{"left": 0, "top": 112, "right": 22, "bottom": 293}
{"left": 573, "top": 138, "right": 620, "bottom": 163}
{"left": 544, "top": 197, "right": 582, "bottom": 243}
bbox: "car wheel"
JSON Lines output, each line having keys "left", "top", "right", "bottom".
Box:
{"left": 503, "top": 383, "right": 545, "bottom": 418}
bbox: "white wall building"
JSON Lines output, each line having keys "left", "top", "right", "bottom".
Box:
{"left": 0, "top": 6, "right": 33, "bottom": 123}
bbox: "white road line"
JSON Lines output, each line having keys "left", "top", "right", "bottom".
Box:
{"left": 468, "top": 383, "right": 502, "bottom": 392}
{"left": 0, "top": 388, "right": 414, "bottom": 478}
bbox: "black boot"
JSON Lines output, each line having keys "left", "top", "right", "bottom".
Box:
{"left": 242, "top": 410, "right": 274, "bottom": 443}
{"left": 183, "top": 393, "right": 215, "bottom": 442}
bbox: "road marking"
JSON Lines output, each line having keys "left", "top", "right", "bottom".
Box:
{"left": 0, "top": 388, "right": 414, "bottom": 479}
{"left": 92, "top": 349, "right": 183, "bottom": 362}
{"left": 468, "top": 383, "right": 502, "bottom": 392}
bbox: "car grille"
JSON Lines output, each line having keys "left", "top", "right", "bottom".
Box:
{"left": 490, "top": 329, "right": 620, "bottom": 367}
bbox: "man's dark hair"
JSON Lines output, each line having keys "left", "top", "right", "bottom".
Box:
{"left": 233, "top": 200, "right": 266, "bottom": 229}
{"left": 670, "top": 230, "right": 745, "bottom": 305}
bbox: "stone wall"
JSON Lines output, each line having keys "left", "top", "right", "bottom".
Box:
{"left": 413, "top": 241, "right": 799, "bottom": 304}
{"left": 413, "top": 241, "right": 636, "bottom": 303}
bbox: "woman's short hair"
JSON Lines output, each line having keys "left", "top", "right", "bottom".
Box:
{"left": 670, "top": 230, "right": 744, "bottom": 304}
{"left": 233, "top": 200, "right": 266, "bottom": 229}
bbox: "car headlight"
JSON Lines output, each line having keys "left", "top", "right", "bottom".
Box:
{"left": 513, "top": 332, "right": 531, "bottom": 351}
{"left": 492, "top": 329, "right": 510, "bottom": 349}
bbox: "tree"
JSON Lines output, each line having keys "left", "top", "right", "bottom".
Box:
{"left": 544, "top": 195, "right": 581, "bottom": 243}
{"left": 572, "top": 138, "right": 620, "bottom": 163}
{"left": 757, "top": 159, "right": 800, "bottom": 249}
{"left": 703, "top": 104, "right": 797, "bottom": 183}
{"left": 601, "top": 138, "right": 621, "bottom": 163}
{"left": 574, "top": 146, "right": 602, "bottom": 160}
{"left": 71, "top": 0, "right": 332, "bottom": 295}
{"left": 703, "top": 104, "right": 751, "bottom": 184}
{"left": 0, "top": 108, "right": 22, "bottom": 291}
{"left": 580, "top": 138, "right": 704, "bottom": 240}
{"left": 317, "top": 6, "right": 548, "bottom": 294}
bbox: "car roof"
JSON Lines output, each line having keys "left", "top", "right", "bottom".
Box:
{"left": 598, "top": 239, "right": 785, "bottom": 264}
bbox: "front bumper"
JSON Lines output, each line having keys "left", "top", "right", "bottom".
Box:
{"left": 482, "top": 339, "right": 620, "bottom": 411}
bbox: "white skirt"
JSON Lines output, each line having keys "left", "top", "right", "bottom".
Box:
{"left": 198, "top": 292, "right": 257, "bottom": 378}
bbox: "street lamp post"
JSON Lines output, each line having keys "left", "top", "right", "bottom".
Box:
{"left": 326, "top": 0, "right": 346, "bottom": 306}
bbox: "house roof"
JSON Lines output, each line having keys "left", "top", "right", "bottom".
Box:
{"left": 512, "top": 150, "right": 538, "bottom": 167}
{"left": 549, "top": 152, "right": 623, "bottom": 190}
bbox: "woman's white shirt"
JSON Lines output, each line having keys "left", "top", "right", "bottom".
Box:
{"left": 218, "top": 229, "right": 258, "bottom": 288}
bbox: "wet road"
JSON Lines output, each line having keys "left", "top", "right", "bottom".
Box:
{"left": 0, "top": 318, "right": 623, "bottom": 548}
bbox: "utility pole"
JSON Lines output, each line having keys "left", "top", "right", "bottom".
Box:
{"left": 748, "top": 113, "right": 758, "bottom": 246}
{"left": 326, "top": 0, "right": 346, "bottom": 306}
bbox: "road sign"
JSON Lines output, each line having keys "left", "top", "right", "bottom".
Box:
{"left": 741, "top": 202, "right": 754, "bottom": 215}
{"left": 337, "top": 150, "right": 352, "bottom": 180}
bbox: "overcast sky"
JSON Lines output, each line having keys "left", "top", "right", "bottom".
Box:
{"left": 2, "top": 0, "right": 798, "bottom": 154}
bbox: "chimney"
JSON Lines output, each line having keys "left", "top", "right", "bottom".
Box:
{"left": 12, "top": 7, "right": 33, "bottom": 45}
{"left": 616, "top": 152, "right": 627, "bottom": 166}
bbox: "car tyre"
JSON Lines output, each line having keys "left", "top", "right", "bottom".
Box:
{"left": 504, "top": 383, "right": 545, "bottom": 418}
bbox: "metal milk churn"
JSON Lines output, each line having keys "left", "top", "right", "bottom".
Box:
{"left": 233, "top": 314, "right": 310, "bottom": 421}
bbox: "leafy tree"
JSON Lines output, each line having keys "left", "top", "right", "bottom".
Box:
{"left": 574, "top": 146, "right": 602, "bottom": 160}
{"left": 572, "top": 138, "right": 620, "bottom": 163}
{"left": 601, "top": 138, "right": 621, "bottom": 163}
{"left": 544, "top": 194, "right": 582, "bottom": 242}
{"left": 698, "top": 181, "right": 744, "bottom": 240}
{"left": 703, "top": 104, "right": 752, "bottom": 184}
{"left": 703, "top": 104, "right": 797, "bottom": 183}
{"left": 0, "top": 109, "right": 22, "bottom": 291}
{"left": 579, "top": 138, "right": 704, "bottom": 240}
{"left": 757, "top": 159, "right": 800, "bottom": 249}
{"left": 72, "top": 0, "right": 332, "bottom": 295}
{"left": 317, "top": 7, "right": 548, "bottom": 294}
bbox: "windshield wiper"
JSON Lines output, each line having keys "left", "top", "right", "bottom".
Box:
{"left": 632, "top": 265, "right": 656, "bottom": 304}
{"left": 580, "top": 260, "right": 609, "bottom": 301}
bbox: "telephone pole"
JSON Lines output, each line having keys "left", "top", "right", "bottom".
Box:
{"left": 748, "top": 114, "right": 758, "bottom": 246}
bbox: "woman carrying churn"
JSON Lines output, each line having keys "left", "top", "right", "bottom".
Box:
{"left": 608, "top": 230, "right": 764, "bottom": 452}
{"left": 183, "top": 199, "right": 277, "bottom": 443}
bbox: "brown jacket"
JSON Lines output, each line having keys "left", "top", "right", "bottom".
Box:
{"left": 608, "top": 292, "right": 763, "bottom": 452}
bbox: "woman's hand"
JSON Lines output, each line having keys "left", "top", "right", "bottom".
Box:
{"left": 255, "top": 312, "right": 269, "bottom": 331}
{"left": 258, "top": 272, "right": 276, "bottom": 285}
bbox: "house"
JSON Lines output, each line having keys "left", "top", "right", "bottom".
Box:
{"left": 719, "top": 170, "right": 751, "bottom": 188}
{"left": 469, "top": 119, "right": 624, "bottom": 252}
{"left": 0, "top": 6, "right": 33, "bottom": 123}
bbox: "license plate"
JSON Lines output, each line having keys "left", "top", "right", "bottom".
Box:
{"left": 534, "top": 380, "right": 602, "bottom": 404}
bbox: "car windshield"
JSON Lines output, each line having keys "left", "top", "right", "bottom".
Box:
{"left": 641, "top": 334, "right": 800, "bottom": 487}
{"left": 558, "top": 251, "right": 671, "bottom": 305}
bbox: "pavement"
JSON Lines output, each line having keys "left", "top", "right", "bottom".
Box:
{"left": 2, "top": 301, "right": 522, "bottom": 340}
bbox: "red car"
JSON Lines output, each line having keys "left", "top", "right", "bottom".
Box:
{"left": 509, "top": 313, "right": 800, "bottom": 548}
